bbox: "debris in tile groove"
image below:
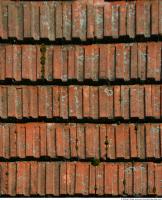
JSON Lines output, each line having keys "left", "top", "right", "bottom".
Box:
{"left": 91, "top": 158, "right": 100, "bottom": 166}
{"left": 40, "top": 44, "right": 46, "bottom": 79}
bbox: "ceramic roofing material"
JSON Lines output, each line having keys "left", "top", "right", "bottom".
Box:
{"left": 0, "top": 85, "right": 161, "bottom": 120}
{"left": 0, "top": 123, "right": 161, "bottom": 160}
{"left": 0, "top": 0, "right": 161, "bottom": 197}
{"left": 2, "top": 0, "right": 155, "bottom": 2}
{"left": 0, "top": 42, "right": 161, "bottom": 82}
{"left": 0, "top": 0, "right": 161, "bottom": 41}
{"left": 0, "top": 161, "right": 161, "bottom": 196}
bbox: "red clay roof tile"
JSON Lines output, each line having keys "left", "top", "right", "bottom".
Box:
{"left": 0, "top": 1, "right": 161, "bottom": 41}
{"left": 0, "top": 85, "right": 161, "bottom": 119}
{"left": 0, "top": 161, "right": 161, "bottom": 196}
{"left": 0, "top": 123, "right": 161, "bottom": 160}
{"left": 0, "top": 0, "right": 161, "bottom": 197}
{"left": 0, "top": 43, "right": 161, "bottom": 82}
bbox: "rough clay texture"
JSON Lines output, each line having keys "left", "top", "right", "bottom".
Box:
{"left": 0, "top": 0, "right": 161, "bottom": 197}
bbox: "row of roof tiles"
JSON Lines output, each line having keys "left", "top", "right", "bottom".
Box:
{"left": 0, "top": 123, "right": 161, "bottom": 160}
{"left": 0, "top": 42, "right": 161, "bottom": 82}
{"left": 1, "top": 0, "right": 159, "bottom": 3}
{"left": 2, "top": 0, "right": 156, "bottom": 2}
{"left": 0, "top": 0, "right": 144, "bottom": 2}
{"left": 0, "top": 162, "right": 161, "bottom": 196}
{"left": 0, "top": 85, "right": 161, "bottom": 120}
{"left": 0, "top": 0, "right": 161, "bottom": 198}
{"left": 0, "top": 0, "right": 161, "bottom": 41}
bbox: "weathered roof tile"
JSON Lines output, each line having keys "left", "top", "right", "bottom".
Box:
{"left": 0, "top": 123, "right": 161, "bottom": 160}
{"left": 0, "top": 161, "right": 162, "bottom": 196}
{"left": 0, "top": 1, "right": 161, "bottom": 41}
{"left": 0, "top": 43, "right": 161, "bottom": 82}
{"left": 0, "top": 85, "right": 162, "bottom": 119}
{"left": 0, "top": 0, "right": 161, "bottom": 197}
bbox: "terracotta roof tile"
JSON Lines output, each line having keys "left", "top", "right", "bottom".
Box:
{"left": 0, "top": 123, "right": 161, "bottom": 160}
{"left": 0, "top": 1, "right": 161, "bottom": 41}
{"left": 0, "top": 43, "right": 161, "bottom": 82}
{"left": 0, "top": 85, "right": 161, "bottom": 119}
{"left": 0, "top": 0, "right": 161, "bottom": 197}
{"left": 0, "top": 161, "right": 161, "bottom": 196}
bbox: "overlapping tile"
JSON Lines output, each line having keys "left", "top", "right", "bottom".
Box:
{"left": 0, "top": 42, "right": 161, "bottom": 82}
{"left": 0, "top": 0, "right": 161, "bottom": 41}
{"left": 0, "top": 85, "right": 161, "bottom": 120}
{"left": 0, "top": 0, "right": 161, "bottom": 197}
{"left": 0, "top": 161, "right": 161, "bottom": 196}
{"left": 0, "top": 123, "right": 161, "bottom": 160}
